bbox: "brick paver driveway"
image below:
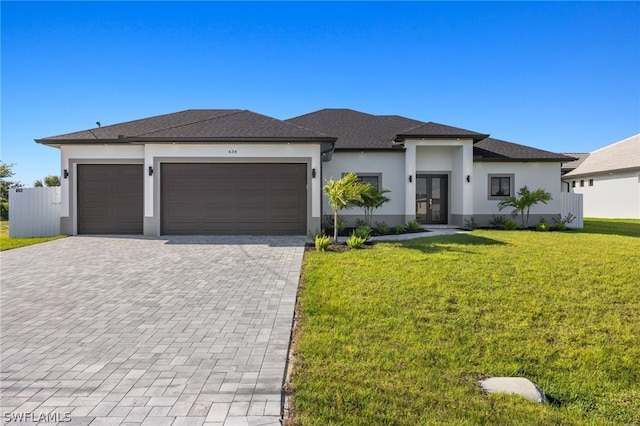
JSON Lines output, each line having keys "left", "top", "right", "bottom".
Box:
{"left": 0, "top": 235, "right": 305, "bottom": 426}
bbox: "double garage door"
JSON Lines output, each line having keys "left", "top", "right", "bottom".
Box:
{"left": 77, "top": 163, "right": 307, "bottom": 235}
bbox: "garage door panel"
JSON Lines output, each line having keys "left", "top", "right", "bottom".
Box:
{"left": 275, "top": 180, "right": 303, "bottom": 189}
{"left": 236, "top": 222, "right": 269, "bottom": 232}
{"left": 161, "top": 163, "right": 306, "bottom": 235}
{"left": 78, "top": 164, "right": 143, "bottom": 234}
{"left": 204, "top": 209, "right": 236, "bottom": 220}
{"left": 237, "top": 182, "right": 266, "bottom": 191}
{"left": 166, "top": 224, "right": 199, "bottom": 233}
{"left": 81, "top": 195, "right": 104, "bottom": 204}
{"left": 196, "top": 205, "right": 235, "bottom": 215}
{"left": 236, "top": 211, "right": 267, "bottom": 220}
{"left": 276, "top": 194, "right": 304, "bottom": 203}
{"left": 272, "top": 206, "right": 303, "bottom": 216}
{"left": 114, "top": 194, "right": 142, "bottom": 203}
{"left": 208, "top": 192, "right": 241, "bottom": 203}
{"left": 164, "top": 209, "right": 198, "bottom": 219}
{"left": 239, "top": 189, "right": 266, "bottom": 198}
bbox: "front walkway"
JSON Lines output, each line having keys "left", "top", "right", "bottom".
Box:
{"left": 369, "top": 227, "right": 467, "bottom": 241}
{"left": 0, "top": 235, "right": 305, "bottom": 426}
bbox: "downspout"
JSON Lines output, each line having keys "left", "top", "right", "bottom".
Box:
{"left": 320, "top": 141, "right": 335, "bottom": 229}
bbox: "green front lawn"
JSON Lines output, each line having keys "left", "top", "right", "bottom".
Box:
{"left": 581, "top": 217, "right": 640, "bottom": 238}
{"left": 289, "top": 219, "right": 640, "bottom": 425}
{"left": 0, "top": 221, "right": 65, "bottom": 251}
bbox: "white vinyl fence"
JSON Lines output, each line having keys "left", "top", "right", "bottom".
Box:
{"left": 560, "top": 192, "right": 583, "bottom": 229}
{"left": 8, "top": 187, "right": 62, "bottom": 238}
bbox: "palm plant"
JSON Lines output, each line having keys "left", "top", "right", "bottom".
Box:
{"left": 323, "top": 172, "right": 371, "bottom": 242}
{"left": 498, "top": 186, "right": 552, "bottom": 228}
{"left": 354, "top": 187, "right": 391, "bottom": 227}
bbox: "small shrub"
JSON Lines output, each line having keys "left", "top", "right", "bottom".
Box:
{"left": 353, "top": 224, "right": 372, "bottom": 241}
{"left": 355, "top": 218, "right": 368, "bottom": 228}
{"left": 346, "top": 233, "right": 367, "bottom": 249}
{"left": 552, "top": 221, "right": 566, "bottom": 231}
{"left": 463, "top": 216, "right": 478, "bottom": 230}
{"left": 406, "top": 220, "right": 422, "bottom": 232}
{"left": 536, "top": 218, "right": 550, "bottom": 232}
{"left": 395, "top": 224, "right": 406, "bottom": 234}
{"left": 490, "top": 215, "right": 508, "bottom": 229}
{"left": 552, "top": 213, "right": 576, "bottom": 231}
{"left": 315, "top": 234, "right": 331, "bottom": 252}
{"left": 504, "top": 219, "right": 519, "bottom": 230}
{"left": 375, "top": 221, "right": 391, "bottom": 235}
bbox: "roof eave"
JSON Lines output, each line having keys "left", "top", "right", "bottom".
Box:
{"left": 36, "top": 136, "right": 337, "bottom": 146}
{"left": 127, "top": 136, "right": 337, "bottom": 144}
{"left": 395, "top": 133, "right": 490, "bottom": 143}
{"left": 474, "top": 157, "right": 571, "bottom": 162}
{"left": 335, "top": 146, "right": 405, "bottom": 152}
{"left": 563, "top": 166, "right": 640, "bottom": 178}
{"left": 35, "top": 138, "right": 129, "bottom": 147}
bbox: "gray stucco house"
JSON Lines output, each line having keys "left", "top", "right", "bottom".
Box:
{"left": 36, "top": 109, "right": 573, "bottom": 235}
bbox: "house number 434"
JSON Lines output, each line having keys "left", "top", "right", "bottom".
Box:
{"left": 228, "top": 149, "right": 238, "bottom": 154}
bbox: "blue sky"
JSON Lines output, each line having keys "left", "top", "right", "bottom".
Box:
{"left": 2, "top": 1, "right": 639, "bottom": 186}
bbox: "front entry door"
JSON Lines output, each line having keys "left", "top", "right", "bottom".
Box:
{"left": 416, "top": 174, "right": 448, "bottom": 224}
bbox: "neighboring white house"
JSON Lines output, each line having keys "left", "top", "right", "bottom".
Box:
{"left": 36, "top": 109, "right": 574, "bottom": 236}
{"left": 562, "top": 134, "right": 640, "bottom": 219}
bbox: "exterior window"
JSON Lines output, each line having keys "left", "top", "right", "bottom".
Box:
{"left": 572, "top": 181, "right": 576, "bottom": 188}
{"left": 589, "top": 179, "right": 594, "bottom": 187}
{"left": 489, "top": 176, "right": 512, "bottom": 197}
{"left": 580, "top": 180, "right": 584, "bottom": 187}
{"left": 345, "top": 173, "right": 381, "bottom": 191}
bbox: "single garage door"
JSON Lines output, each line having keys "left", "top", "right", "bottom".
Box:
{"left": 161, "top": 163, "right": 307, "bottom": 235}
{"left": 77, "top": 164, "right": 144, "bottom": 234}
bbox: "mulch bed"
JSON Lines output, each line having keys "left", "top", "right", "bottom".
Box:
{"left": 304, "top": 242, "right": 375, "bottom": 252}
{"left": 305, "top": 228, "right": 435, "bottom": 252}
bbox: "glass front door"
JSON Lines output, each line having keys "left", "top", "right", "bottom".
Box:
{"left": 416, "top": 174, "right": 448, "bottom": 224}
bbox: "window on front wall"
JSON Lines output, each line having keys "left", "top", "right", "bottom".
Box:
{"left": 580, "top": 180, "right": 584, "bottom": 187}
{"left": 343, "top": 173, "right": 381, "bottom": 191}
{"left": 589, "top": 179, "right": 594, "bottom": 187}
{"left": 359, "top": 175, "right": 380, "bottom": 191}
{"left": 488, "top": 174, "right": 514, "bottom": 199}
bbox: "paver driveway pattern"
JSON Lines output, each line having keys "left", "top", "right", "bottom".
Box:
{"left": 0, "top": 235, "right": 306, "bottom": 426}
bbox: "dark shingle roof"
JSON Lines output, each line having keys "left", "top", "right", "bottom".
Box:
{"left": 36, "top": 107, "right": 571, "bottom": 163}
{"left": 474, "top": 137, "right": 575, "bottom": 162}
{"left": 286, "top": 109, "right": 489, "bottom": 149}
{"left": 286, "top": 109, "right": 423, "bottom": 150}
{"left": 396, "top": 122, "right": 489, "bottom": 142}
{"left": 37, "top": 110, "right": 333, "bottom": 145}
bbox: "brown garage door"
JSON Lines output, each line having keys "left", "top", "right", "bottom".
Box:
{"left": 161, "top": 163, "right": 307, "bottom": 235}
{"left": 77, "top": 164, "right": 143, "bottom": 234}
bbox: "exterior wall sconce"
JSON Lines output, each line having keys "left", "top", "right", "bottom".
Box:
{"left": 312, "top": 168, "right": 316, "bottom": 178}
{"left": 63, "top": 169, "right": 69, "bottom": 179}
{"left": 466, "top": 175, "right": 471, "bottom": 183}
{"left": 409, "top": 175, "right": 413, "bottom": 183}
{"left": 148, "top": 166, "right": 154, "bottom": 176}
